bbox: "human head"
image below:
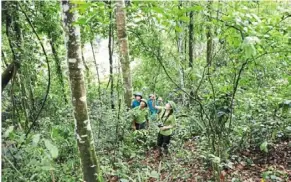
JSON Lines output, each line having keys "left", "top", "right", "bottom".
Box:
{"left": 140, "top": 99, "right": 148, "bottom": 108}
{"left": 149, "top": 94, "right": 155, "bottom": 100}
{"left": 134, "top": 92, "right": 142, "bottom": 101}
{"left": 165, "top": 101, "right": 176, "bottom": 111}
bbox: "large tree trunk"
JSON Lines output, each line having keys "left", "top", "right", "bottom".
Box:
{"left": 61, "top": 1, "right": 100, "bottom": 182}
{"left": 116, "top": 0, "right": 132, "bottom": 108}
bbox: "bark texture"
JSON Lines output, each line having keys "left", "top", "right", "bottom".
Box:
{"left": 61, "top": 1, "right": 100, "bottom": 181}
{"left": 188, "top": 11, "right": 194, "bottom": 68}
{"left": 206, "top": 1, "right": 213, "bottom": 66}
{"left": 108, "top": 3, "right": 115, "bottom": 109}
{"left": 116, "top": 0, "right": 133, "bottom": 108}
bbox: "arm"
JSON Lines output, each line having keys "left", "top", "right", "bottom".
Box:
{"left": 160, "top": 116, "right": 176, "bottom": 130}
{"left": 152, "top": 98, "right": 164, "bottom": 110}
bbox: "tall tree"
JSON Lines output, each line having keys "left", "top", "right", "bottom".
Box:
{"left": 206, "top": 1, "right": 213, "bottom": 66}
{"left": 176, "top": 1, "right": 186, "bottom": 105}
{"left": 189, "top": 9, "right": 195, "bottom": 104}
{"left": 188, "top": 10, "right": 194, "bottom": 68}
{"left": 108, "top": 1, "right": 115, "bottom": 109}
{"left": 61, "top": 1, "right": 100, "bottom": 181}
{"left": 116, "top": 0, "right": 132, "bottom": 108}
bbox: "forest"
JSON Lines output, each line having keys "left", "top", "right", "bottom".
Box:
{"left": 1, "top": 0, "right": 291, "bottom": 182}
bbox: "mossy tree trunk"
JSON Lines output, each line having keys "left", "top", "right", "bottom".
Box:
{"left": 116, "top": 0, "right": 133, "bottom": 108}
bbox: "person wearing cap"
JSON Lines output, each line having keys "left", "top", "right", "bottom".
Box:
{"left": 131, "top": 92, "right": 143, "bottom": 109}
{"left": 152, "top": 96, "right": 176, "bottom": 155}
{"left": 148, "top": 94, "right": 158, "bottom": 120}
{"left": 132, "top": 99, "right": 149, "bottom": 130}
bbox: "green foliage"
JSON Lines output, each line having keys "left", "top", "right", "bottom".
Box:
{"left": 2, "top": 1, "right": 291, "bottom": 181}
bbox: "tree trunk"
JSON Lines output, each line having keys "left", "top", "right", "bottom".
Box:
{"left": 2, "top": 63, "right": 19, "bottom": 92}
{"left": 90, "top": 41, "right": 101, "bottom": 101}
{"left": 61, "top": 1, "right": 100, "bottom": 182}
{"left": 189, "top": 11, "right": 194, "bottom": 68}
{"left": 116, "top": 0, "right": 133, "bottom": 108}
{"left": 108, "top": 2, "right": 115, "bottom": 109}
{"left": 49, "top": 37, "right": 68, "bottom": 104}
{"left": 189, "top": 10, "right": 195, "bottom": 104}
{"left": 206, "top": 1, "right": 213, "bottom": 66}
{"left": 177, "top": 1, "right": 186, "bottom": 105}
{"left": 2, "top": 2, "right": 21, "bottom": 92}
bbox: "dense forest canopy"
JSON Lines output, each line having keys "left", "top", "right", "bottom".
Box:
{"left": 1, "top": 0, "right": 291, "bottom": 182}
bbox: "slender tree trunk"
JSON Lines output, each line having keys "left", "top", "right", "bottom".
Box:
{"left": 90, "top": 41, "right": 101, "bottom": 101}
{"left": 189, "top": 10, "right": 195, "bottom": 104}
{"left": 108, "top": 2, "right": 115, "bottom": 109}
{"left": 49, "top": 36, "right": 68, "bottom": 104}
{"left": 177, "top": 1, "right": 186, "bottom": 105}
{"left": 61, "top": 1, "right": 100, "bottom": 182}
{"left": 206, "top": 1, "right": 213, "bottom": 66}
{"left": 189, "top": 11, "right": 194, "bottom": 68}
{"left": 116, "top": 0, "right": 133, "bottom": 108}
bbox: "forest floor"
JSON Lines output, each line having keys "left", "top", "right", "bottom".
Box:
{"left": 109, "top": 139, "right": 291, "bottom": 182}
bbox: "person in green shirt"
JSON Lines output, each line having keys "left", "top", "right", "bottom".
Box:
{"left": 132, "top": 99, "right": 149, "bottom": 130}
{"left": 153, "top": 96, "right": 176, "bottom": 155}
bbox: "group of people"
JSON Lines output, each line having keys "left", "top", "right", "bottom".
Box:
{"left": 131, "top": 92, "right": 176, "bottom": 155}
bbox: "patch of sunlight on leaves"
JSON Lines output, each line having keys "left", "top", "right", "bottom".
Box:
{"left": 44, "top": 139, "right": 59, "bottom": 159}
{"left": 260, "top": 141, "right": 268, "bottom": 153}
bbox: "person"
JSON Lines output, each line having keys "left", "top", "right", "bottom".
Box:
{"left": 131, "top": 92, "right": 142, "bottom": 108}
{"left": 153, "top": 97, "right": 176, "bottom": 156}
{"left": 132, "top": 99, "right": 149, "bottom": 130}
{"left": 148, "top": 94, "right": 158, "bottom": 120}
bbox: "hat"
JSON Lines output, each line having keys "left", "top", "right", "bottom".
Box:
{"left": 149, "top": 94, "right": 154, "bottom": 98}
{"left": 134, "top": 92, "right": 143, "bottom": 98}
{"left": 167, "top": 101, "right": 176, "bottom": 110}
{"left": 140, "top": 99, "right": 148, "bottom": 107}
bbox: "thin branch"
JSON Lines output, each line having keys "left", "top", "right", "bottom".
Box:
{"left": 228, "top": 59, "right": 249, "bottom": 129}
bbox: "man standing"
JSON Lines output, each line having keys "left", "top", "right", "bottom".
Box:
{"left": 131, "top": 92, "right": 142, "bottom": 108}
{"left": 132, "top": 99, "right": 149, "bottom": 130}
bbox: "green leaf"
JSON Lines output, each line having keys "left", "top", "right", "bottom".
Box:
{"left": 260, "top": 141, "right": 268, "bottom": 153}
{"left": 120, "top": 179, "right": 129, "bottom": 182}
{"left": 175, "top": 26, "right": 183, "bottom": 32}
{"left": 179, "top": 16, "right": 190, "bottom": 22}
{"left": 149, "top": 170, "right": 159, "bottom": 179}
{"left": 4, "top": 126, "right": 14, "bottom": 138}
{"left": 188, "top": 5, "right": 203, "bottom": 11}
{"left": 152, "top": 7, "right": 164, "bottom": 14}
{"left": 44, "top": 139, "right": 59, "bottom": 159}
{"left": 71, "top": 0, "right": 86, "bottom": 5}
{"left": 32, "top": 134, "right": 41, "bottom": 146}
